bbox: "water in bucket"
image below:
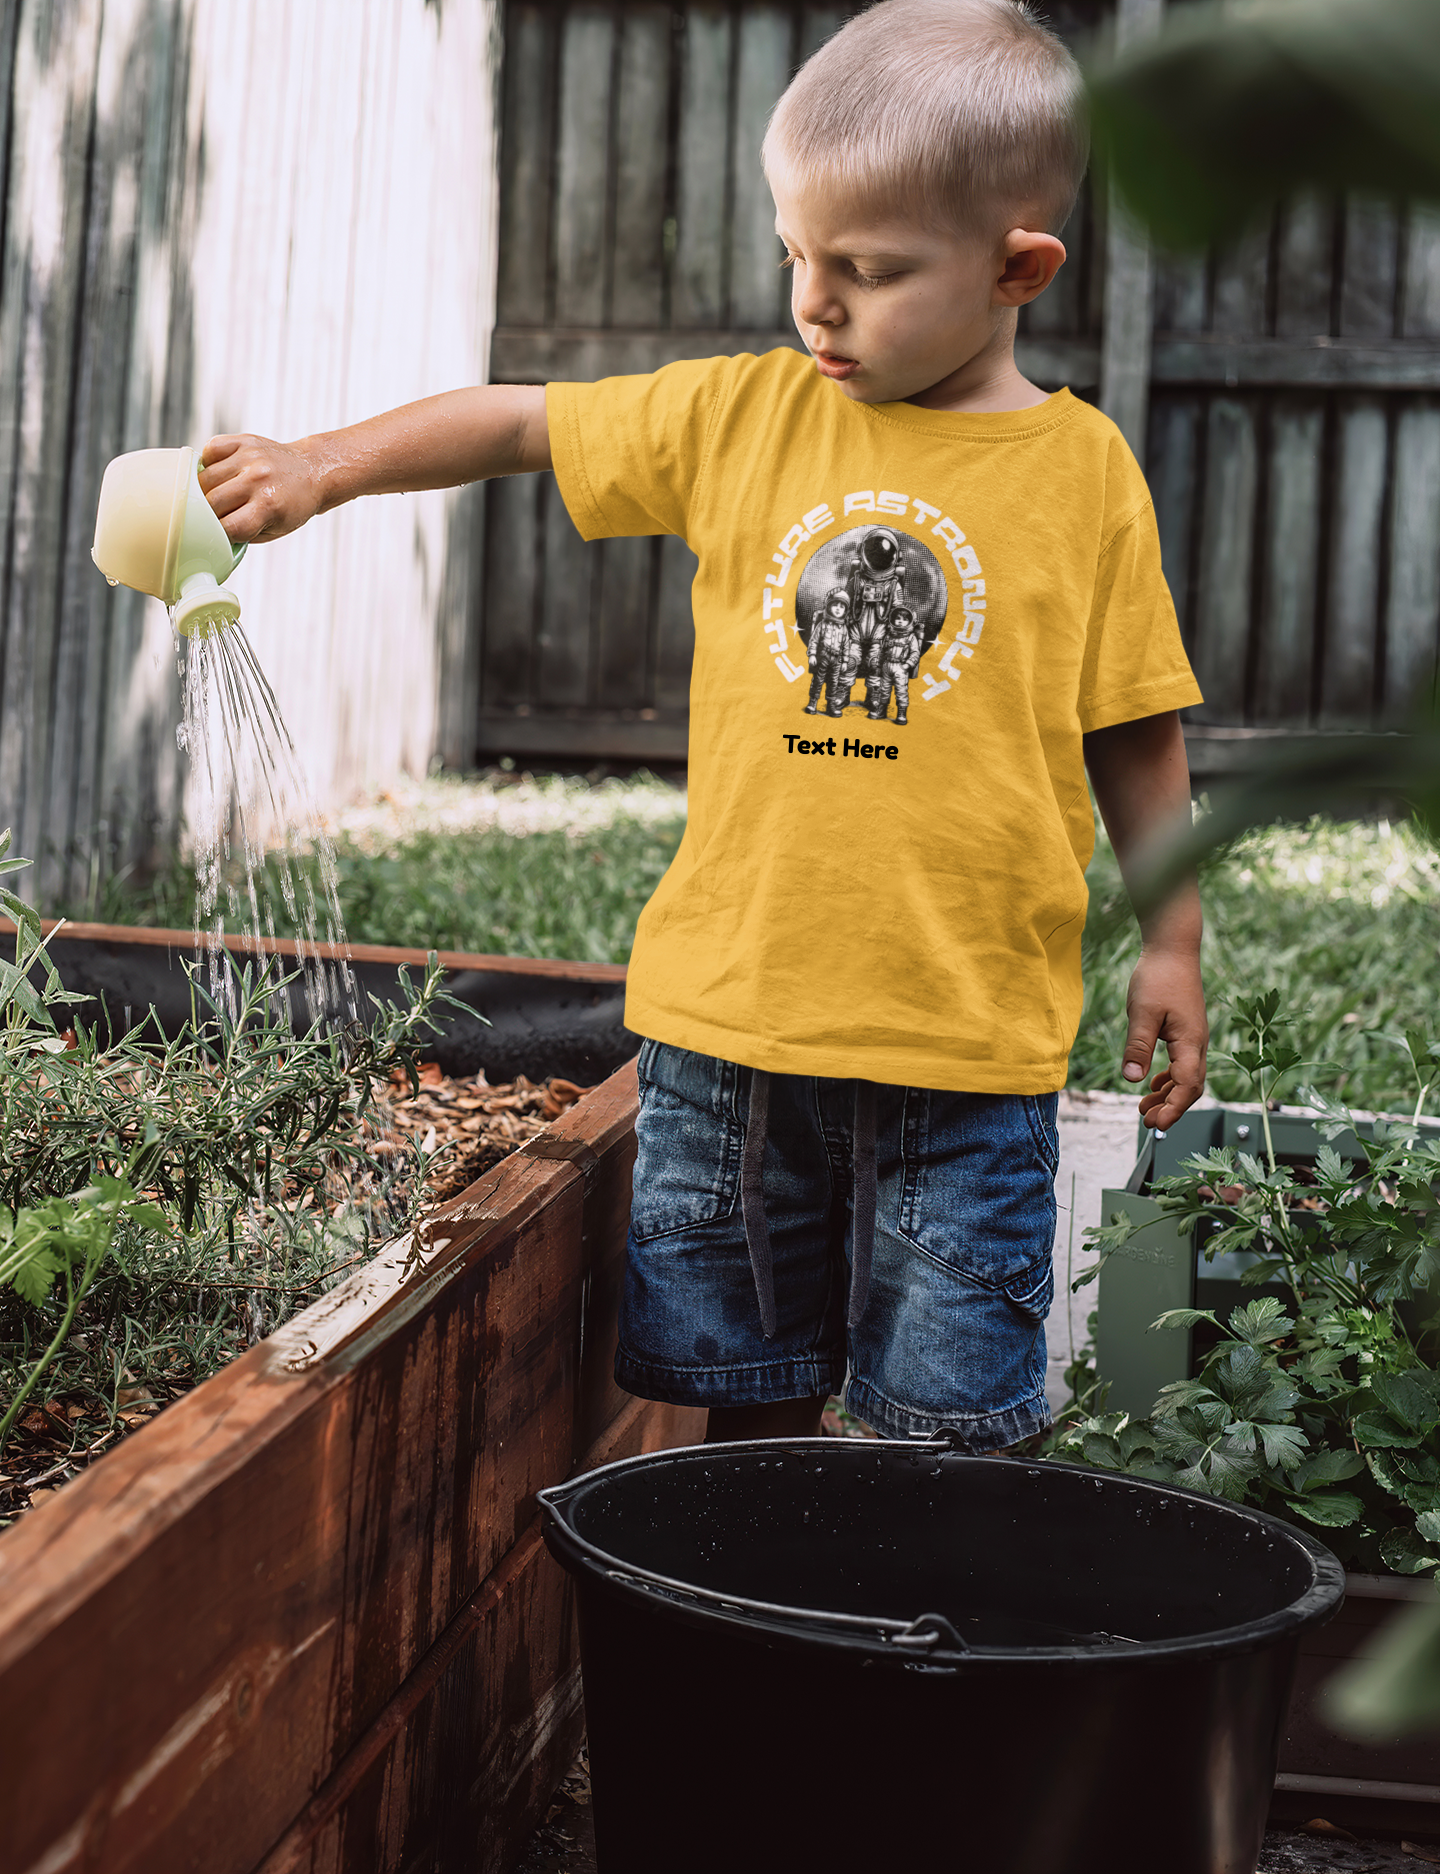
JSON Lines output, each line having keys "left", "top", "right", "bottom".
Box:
{"left": 92, "top": 446, "right": 356, "bottom": 1026}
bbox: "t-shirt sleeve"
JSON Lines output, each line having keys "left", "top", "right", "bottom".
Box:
{"left": 1077, "top": 498, "right": 1203, "bottom": 734}
{"left": 545, "top": 356, "right": 735, "bottom": 543}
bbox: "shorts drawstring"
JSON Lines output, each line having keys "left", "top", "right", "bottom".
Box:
{"left": 741, "top": 1070, "right": 877, "bottom": 1342}
{"left": 741, "top": 1069, "right": 778, "bottom": 1340}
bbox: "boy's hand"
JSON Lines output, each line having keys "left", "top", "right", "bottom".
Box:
{"left": 1123, "top": 945, "right": 1208, "bottom": 1131}
{"left": 199, "top": 434, "right": 325, "bottom": 545}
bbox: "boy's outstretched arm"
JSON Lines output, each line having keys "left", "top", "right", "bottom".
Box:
{"left": 197, "top": 385, "right": 552, "bottom": 545}
{"left": 1084, "top": 709, "right": 1208, "bottom": 1132}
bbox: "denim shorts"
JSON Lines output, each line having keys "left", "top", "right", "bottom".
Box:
{"left": 616, "top": 1040, "right": 1058, "bottom": 1450}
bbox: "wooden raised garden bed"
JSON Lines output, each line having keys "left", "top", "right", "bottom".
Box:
{"left": 0, "top": 976, "right": 703, "bottom": 1872}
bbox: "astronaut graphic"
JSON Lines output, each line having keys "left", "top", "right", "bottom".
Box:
{"left": 848, "top": 528, "right": 905, "bottom": 691}
{"left": 804, "top": 586, "right": 859, "bottom": 717}
{"left": 867, "top": 604, "right": 922, "bottom": 725}
{"left": 796, "top": 523, "right": 948, "bottom": 722}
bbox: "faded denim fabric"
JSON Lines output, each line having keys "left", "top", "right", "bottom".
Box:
{"left": 616, "top": 1040, "right": 1057, "bottom": 1450}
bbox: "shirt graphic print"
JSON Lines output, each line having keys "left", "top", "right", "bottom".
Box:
{"left": 546, "top": 347, "right": 1203, "bottom": 1094}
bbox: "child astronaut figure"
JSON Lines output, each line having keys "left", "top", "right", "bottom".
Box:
{"left": 805, "top": 586, "right": 859, "bottom": 717}
{"left": 867, "top": 603, "right": 921, "bottom": 724}
{"left": 848, "top": 527, "right": 906, "bottom": 697}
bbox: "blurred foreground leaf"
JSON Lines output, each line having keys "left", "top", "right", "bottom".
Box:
{"left": 1331, "top": 1599, "right": 1440, "bottom": 1740}
{"left": 1088, "top": 0, "right": 1440, "bottom": 248}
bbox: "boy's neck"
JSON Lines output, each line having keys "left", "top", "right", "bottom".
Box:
{"left": 901, "top": 317, "right": 1053, "bottom": 416}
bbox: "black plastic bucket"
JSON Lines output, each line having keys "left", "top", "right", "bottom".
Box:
{"left": 539, "top": 1440, "right": 1344, "bottom": 1874}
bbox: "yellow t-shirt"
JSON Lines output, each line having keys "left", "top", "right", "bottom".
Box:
{"left": 546, "top": 348, "right": 1201, "bottom": 1094}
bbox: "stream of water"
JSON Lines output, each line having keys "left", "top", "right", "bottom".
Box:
{"left": 173, "top": 618, "right": 357, "bottom": 1029}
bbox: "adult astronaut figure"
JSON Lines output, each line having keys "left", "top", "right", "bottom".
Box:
{"left": 847, "top": 528, "right": 907, "bottom": 697}
{"left": 867, "top": 603, "right": 922, "bottom": 725}
{"left": 804, "top": 586, "right": 857, "bottom": 717}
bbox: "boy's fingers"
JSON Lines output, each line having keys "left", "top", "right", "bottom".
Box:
{"left": 1121, "top": 1013, "right": 1159, "bottom": 1084}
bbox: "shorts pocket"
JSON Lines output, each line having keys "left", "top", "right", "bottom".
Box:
{"left": 1005, "top": 1251, "right": 1055, "bottom": 1326}
{"left": 629, "top": 1041, "right": 744, "bottom": 1242}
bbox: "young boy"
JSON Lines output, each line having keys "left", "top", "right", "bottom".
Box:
{"left": 197, "top": 0, "right": 1208, "bottom": 1452}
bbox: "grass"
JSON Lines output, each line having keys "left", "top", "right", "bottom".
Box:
{"left": 1076, "top": 812, "right": 1440, "bottom": 1114}
{"left": 57, "top": 771, "right": 1440, "bottom": 1115}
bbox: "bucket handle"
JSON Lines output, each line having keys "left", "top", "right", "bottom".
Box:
{"left": 597, "top": 1557, "right": 971, "bottom": 1654}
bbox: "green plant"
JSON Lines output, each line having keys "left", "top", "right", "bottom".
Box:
{"left": 1051, "top": 990, "right": 1440, "bottom": 1578}
{"left": 0, "top": 828, "right": 460, "bottom": 1474}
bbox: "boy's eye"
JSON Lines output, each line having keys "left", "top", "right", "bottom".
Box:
{"left": 779, "top": 251, "right": 798, "bottom": 270}
{"left": 850, "top": 264, "right": 900, "bottom": 289}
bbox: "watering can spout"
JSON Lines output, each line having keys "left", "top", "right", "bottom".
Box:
{"left": 91, "top": 446, "right": 247, "bottom": 637}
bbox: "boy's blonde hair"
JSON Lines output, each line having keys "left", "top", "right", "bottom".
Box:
{"left": 763, "top": 0, "right": 1088, "bottom": 241}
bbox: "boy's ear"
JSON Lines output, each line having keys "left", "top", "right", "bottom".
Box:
{"left": 994, "top": 230, "right": 1066, "bottom": 308}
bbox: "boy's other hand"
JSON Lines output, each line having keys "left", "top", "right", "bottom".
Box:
{"left": 1122, "top": 946, "right": 1208, "bottom": 1132}
{"left": 198, "top": 434, "right": 324, "bottom": 545}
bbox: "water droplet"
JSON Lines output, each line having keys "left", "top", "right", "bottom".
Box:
{"left": 106, "top": 575, "right": 118, "bottom": 587}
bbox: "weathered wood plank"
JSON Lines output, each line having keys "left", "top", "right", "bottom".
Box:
{"left": 655, "top": 532, "right": 699, "bottom": 712}
{"left": 610, "top": 5, "right": 672, "bottom": 330}
{"left": 482, "top": 471, "right": 543, "bottom": 707}
{"left": 672, "top": 5, "right": 733, "bottom": 328}
{"left": 729, "top": 7, "right": 792, "bottom": 330}
{"left": 1191, "top": 396, "right": 1259, "bottom": 719}
{"left": 596, "top": 534, "right": 655, "bottom": 709}
{"left": 0, "top": 1059, "right": 670, "bottom": 1874}
{"left": 253, "top": 1396, "right": 703, "bottom": 1874}
{"left": 475, "top": 706, "right": 690, "bottom": 762}
{"left": 496, "top": 3, "right": 556, "bottom": 326}
{"left": 1274, "top": 195, "right": 1335, "bottom": 341}
{"left": 1152, "top": 250, "right": 1208, "bottom": 335}
{"left": 1149, "top": 338, "right": 1440, "bottom": 390}
{"left": 799, "top": 6, "right": 841, "bottom": 62}
{"left": 1254, "top": 397, "right": 1324, "bottom": 723}
{"left": 0, "top": 0, "right": 105, "bottom": 900}
{"left": 1382, "top": 400, "right": 1440, "bottom": 721}
{"left": 1401, "top": 204, "right": 1440, "bottom": 340}
{"left": 553, "top": 5, "right": 616, "bottom": 329}
{"left": 1320, "top": 396, "right": 1389, "bottom": 724}
{"left": 1145, "top": 393, "right": 1202, "bottom": 652}
{"left": 1340, "top": 195, "right": 1400, "bottom": 341}
{"left": 1097, "top": 0, "right": 1161, "bottom": 459}
{"left": 490, "top": 324, "right": 1101, "bottom": 386}
{"left": 1024, "top": 192, "right": 1086, "bottom": 338}
{"left": 537, "top": 473, "right": 598, "bottom": 708}
{"left": 1210, "top": 220, "right": 1272, "bottom": 340}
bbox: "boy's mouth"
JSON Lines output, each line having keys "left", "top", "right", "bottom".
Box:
{"left": 812, "top": 348, "right": 859, "bottom": 381}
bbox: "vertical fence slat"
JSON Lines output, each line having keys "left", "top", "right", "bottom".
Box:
{"left": 1146, "top": 394, "right": 1201, "bottom": 650}
{"left": 596, "top": 534, "right": 653, "bottom": 707}
{"left": 1384, "top": 400, "right": 1440, "bottom": 720}
{"left": 1152, "top": 252, "right": 1207, "bottom": 334}
{"left": 654, "top": 533, "right": 698, "bottom": 711}
{"left": 1274, "top": 195, "right": 1334, "bottom": 340}
{"left": 1340, "top": 195, "right": 1400, "bottom": 340}
{"left": 0, "top": 0, "right": 105, "bottom": 897}
{"left": 1210, "top": 222, "right": 1271, "bottom": 338}
{"left": 1255, "top": 397, "right": 1324, "bottom": 722}
{"left": 729, "top": 7, "right": 790, "bottom": 330}
{"left": 538, "top": 478, "right": 597, "bottom": 706}
{"left": 1401, "top": 203, "right": 1440, "bottom": 340}
{"left": 483, "top": 473, "right": 544, "bottom": 706}
{"left": 610, "top": 5, "right": 672, "bottom": 330}
{"left": 672, "top": 5, "right": 733, "bottom": 328}
{"left": 1191, "top": 397, "right": 1258, "bottom": 718}
{"left": 553, "top": 6, "right": 616, "bottom": 330}
{"left": 1321, "top": 396, "right": 1389, "bottom": 723}
{"left": 496, "top": 3, "right": 555, "bottom": 327}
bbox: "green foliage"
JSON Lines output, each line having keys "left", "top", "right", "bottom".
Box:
{"left": 1050, "top": 985, "right": 1440, "bottom": 1579}
{"left": 1087, "top": 0, "right": 1440, "bottom": 251}
{"left": 1074, "top": 815, "right": 1440, "bottom": 1115}
{"left": 0, "top": 829, "right": 458, "bottom": 1468}
{"left": 61, "top": 776, "right": 688, "bottom": 967}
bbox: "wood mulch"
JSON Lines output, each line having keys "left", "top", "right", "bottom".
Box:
{"left": 0, "top": 1065, "right": 588, "bottom": 1524}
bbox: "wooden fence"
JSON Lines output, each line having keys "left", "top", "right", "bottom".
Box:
{"left": 479, "top": 0, "right": 1440, "bottom": 775}
{"left": 0, "top": 0, "right": 500, "bottom": 908}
